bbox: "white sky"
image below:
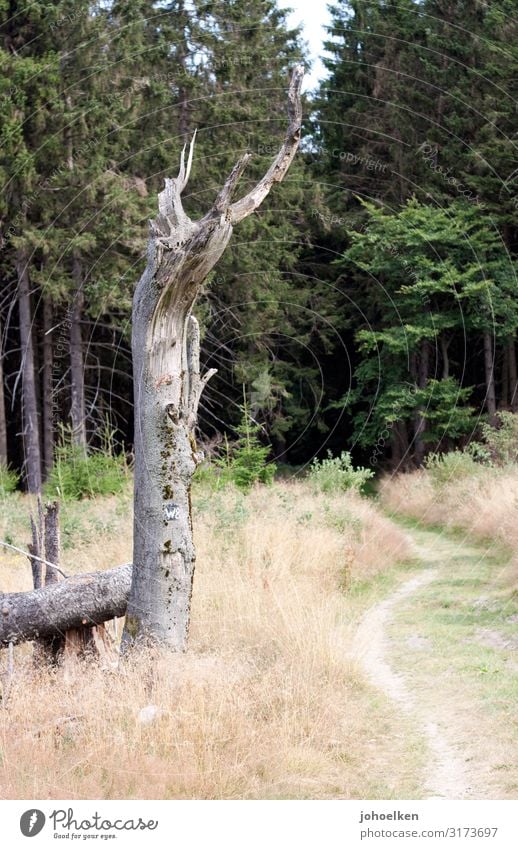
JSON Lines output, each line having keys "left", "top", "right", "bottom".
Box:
{"left": 281, "top": 0, "right": 332, "bottom": 90}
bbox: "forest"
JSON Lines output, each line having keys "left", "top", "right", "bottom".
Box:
{"left": 0, "top": 0, "right": 517, "bottom": 809}
{"left": 1, "top": 0, "right": 516, "bottom": 489}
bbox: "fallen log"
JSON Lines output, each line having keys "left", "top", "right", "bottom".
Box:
{"left": 0, "top": 564, "right": 131, "bottom": 647}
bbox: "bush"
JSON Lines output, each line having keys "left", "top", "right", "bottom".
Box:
{"left": 479, "top": 411, "right": 518, "bottom": 466}
{"left": 45, "top": 427, "right": 129, "bottom": 500}
{"left": 425, "top": 450, "right": 480, "bottom": 486}
{"left": 308, "top": 451, "right": 374, "bottom": 494}
{"left": 0, "top": 464, "right": 19, "bottom": 496}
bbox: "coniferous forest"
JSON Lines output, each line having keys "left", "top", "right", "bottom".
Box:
{"left": 0, "top": 1, "right": 516, "bottom": 488}
{"left": 1, "top": 1, "right": 518, "bottom": 811}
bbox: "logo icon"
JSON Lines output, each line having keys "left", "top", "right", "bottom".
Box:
{"left": 20, "top": 810, "right": 46, "bottom": 837}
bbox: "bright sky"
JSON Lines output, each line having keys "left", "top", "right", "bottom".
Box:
{"left": 281, "top": 0, "right": 332, "bottom": 90}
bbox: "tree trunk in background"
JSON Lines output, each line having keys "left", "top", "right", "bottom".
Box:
{"left": 177, "top": 0, "right": 190, "bottom": 139}
{"left": 391, "top": 419, "right": 409, "bottom": 471}
{"left": 440, "top": 335, "right": 450, "bottom": 380}
{"left": 508, "top": 338, "right": 517, "bottom": 412}
{"left": 123, "top": 66, "right": 303, "bottom": 651}
{"left": 42, "top": 299, "right": 54, "bottom": 476}
{"left": 0, "top": 318, "right": 7, "bottom": 467}
{"left": 501, "top": 345, "right": 509, "bottom": 409}
{"left": 413, "top": 339, "right": 429, "bottom": 466}
{"left": 483, "top": 331, "right": 497, "bottom": 426}
{"left": 70, "top": 256, "right": 87, "bottom": 447}
{"left": 16, "top": 252, "right": 42, "bottom": 493}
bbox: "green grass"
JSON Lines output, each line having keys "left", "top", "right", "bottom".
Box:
{"left": 386, "top": 523, "right": 518, "bottom": 795}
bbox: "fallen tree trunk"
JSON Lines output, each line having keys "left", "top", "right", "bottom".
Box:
{"left": 0, "top": 564, "right": 131, "bottom": 647}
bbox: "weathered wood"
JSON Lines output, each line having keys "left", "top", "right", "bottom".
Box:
{"left": 124, "top": 65, "right": 303, "bottom": 651}
{"left": 43, "top": 500, "right": 60, "bottom": 586}
{"left": 0, "top": 563, "right": 131, "bottom": 646}
{"left": 29, "top": 498, "right": 44, "bottom": 590}
{"left": 16, "top": 248, "right": 42, "bottom": 493}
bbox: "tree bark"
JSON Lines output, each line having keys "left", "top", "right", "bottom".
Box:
{"left": 70, "top": 257, "right": 87, "bottom": 447}
{"left": 0, "top": 317, "right": 7, "bottom": 467}
{"left": 123, "top": 65, "right": 303, "bottom": 650}
{"left": 42, "top": 298, "right": 54, "bottom": 475}
{"left": 440, "top": 334, "right": 450, "bottom": 380}
{"left": 508, "top": 338, "right": 517, "bottom": 412}
{"left": 0, "top": 563, "right": 131, "bottom": 646}
{"left": 483, "top": 331, "right": 497, "bottom": 425}
{"left": 414, "top": 339, "right": 429, "bottom": 466}
{"left": 16, "top": 251, "right": 42, "bottom": 493}
{"left": 501, "top": 344, "right": 509, "bottom": 409}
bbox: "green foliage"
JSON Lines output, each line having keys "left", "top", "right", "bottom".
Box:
{"left": 425, "top": 451, "right": 481, "bottom": 486}
{"left": 0, "top": 465, "right": 19, "bottom": 497}
{"left": 308, "top": 451, "right": 374, "bottom": 494}
{"left": 227, "top": 403, "right": 277, "bottom": 492}
{"left": 44, "top": 428, "right": 128, "bottom": 500}
{"left": 476, "top": 412, "right": 518, "bottom": 466}
{"left": 195, "top": 400, "right": 276, "bottom": 493}
{"left": 426, "top": 412, "right": 518, "bottom": 484}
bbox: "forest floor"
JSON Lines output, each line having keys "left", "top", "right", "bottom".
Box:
{"left": 351, "top": 519, "right": 518, "bottom": 799}
{"left": 0, "top": 481, "right": 516, "bottom": 798}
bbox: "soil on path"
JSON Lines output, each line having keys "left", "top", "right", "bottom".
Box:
{"left": 351, "top": 530, "right": 496, "bottom": 799}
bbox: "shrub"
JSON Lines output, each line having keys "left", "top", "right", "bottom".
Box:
{"left": 45, "top": 427, "right": 129, "bottom": 500}
{"left": 425, "top": 450, "right": 480, "bottom": 486}
{"left": 0, "top": 465, "right": 19, "bottom": 497}
{"left": 308, "top": 451, "right": 374, "bottom": 494}
{"left": 479, "top": 411, "right": 518, "bottom": 466}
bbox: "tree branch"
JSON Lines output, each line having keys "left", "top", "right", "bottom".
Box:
{"left": 230, "top": 65, "right": 304, "bottom": 224}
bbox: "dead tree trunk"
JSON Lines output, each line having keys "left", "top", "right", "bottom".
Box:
{"left": 42, "top": 298, "right": 54, "bottom": 476}
{"left": 508, "top": 337, "right": 517, "bottom": 412}
{"left": 16, "top": 251, "right": 42, "bottom": 493}
{"left": 70, "top": 258, "right": 87, "bottom": 447}
{"left": 483, "top": 331, "right": 497, "bottom": 426}
{"left": 123, "top": 66, "right": 303, "bottom": 650}
{"left": 0, "top": 563, "right": 131, "bottom": 646}
{"left": 0, "top": 317, "right": 7, "bottom": 468}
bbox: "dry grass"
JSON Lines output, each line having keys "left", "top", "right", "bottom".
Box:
{"left": 379, "top": 466, "right": 518, "bottom": 555}
{"left": 0, "top": 481, "right": 419, "bottom": 800}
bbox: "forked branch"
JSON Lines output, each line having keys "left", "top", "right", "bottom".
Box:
{"left": 229, "top": 65, "right": 304, "bottom": 223}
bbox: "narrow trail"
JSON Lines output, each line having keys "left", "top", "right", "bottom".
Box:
{"left": 351, "top": 529, "right": 483, "bottom": 799}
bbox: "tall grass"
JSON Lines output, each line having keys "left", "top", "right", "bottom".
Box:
{"left": 379, "top": 464, "right": 518, "bottom": 560}
{"left": 0, "top": 481, "right": 417, "bottom": 800}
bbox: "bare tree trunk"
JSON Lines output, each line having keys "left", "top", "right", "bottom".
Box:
{"left": 16, "top": 251, "right": 42, "bottom": 493}
{"left": 483, "top": 331, "right": 497, "bottom": 426}
{"left": 64, "top": 91, "right": 87, "bottom": 449}
{"left": 440, "top": 334, "right": 450, "bottom": 380}
{"left": 70, "top": 257, "right": 86, "bottom": 447}
{"left": 508, "top": 338, "right": 517, "bottom": 412}
{"left": 177, "top": 0, "right": 190, "bottom": 140}
{"left": 501, "top": 344, "right": 509, "bottom": 409}
{"left": 413, "top": 340, "right": 429, "bottom": 466}
{"left": 391, "top": 419, "right": 409, "bottom": 471}
{"left": 123, "top": 66, "right": 303, "bottom": 650}
{"left": 0, "top": 563, "right": 131, "bottom": 646}
{"left": 42, "top": 299, "right": 54, "bottom": 476}
{"left": 0, "top": 317, "right": 7, "bottom": 467}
